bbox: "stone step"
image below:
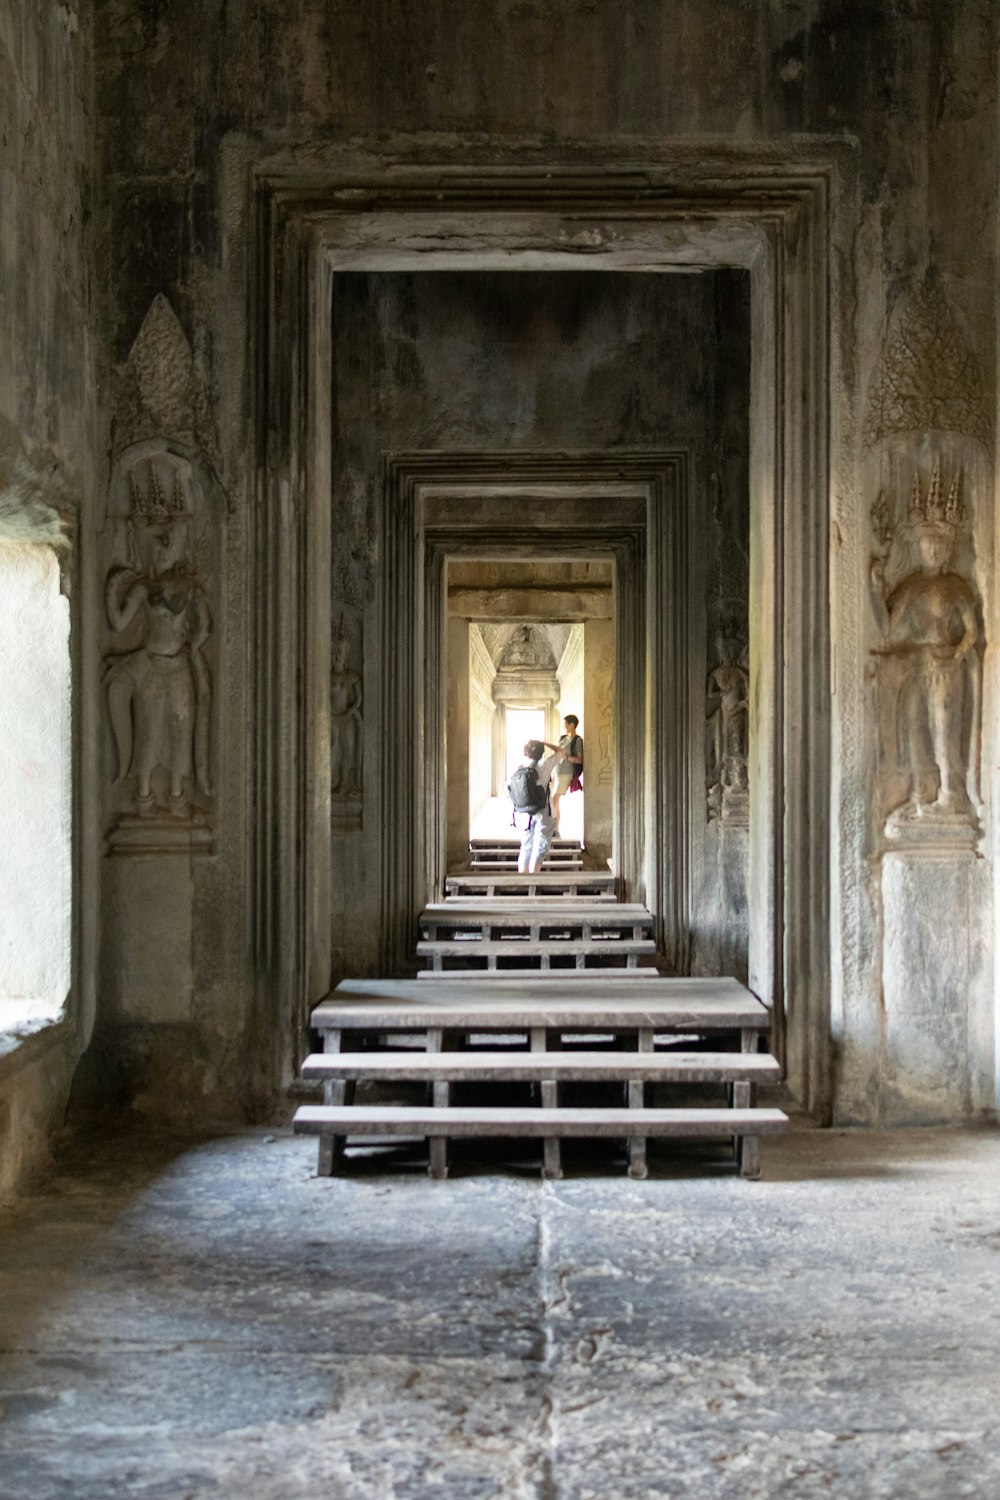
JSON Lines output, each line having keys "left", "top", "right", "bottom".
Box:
{"left": 312, "top": 978, "right": 771, "bottom": 1035}
{"left": 446, "top": 872, "right": 616, "bottom": 896}
{"left": 471, "top": 844, "right": 583, "bottom": 855}
{"left": 415, "top": 939, "right": 657, "bottom": 972}
{"left": 470, "top": 864, "right": 587, "bottom": 876}
{"left": 416, "top": 966, "right": 663, "bottom": 980}
{"left": 296, "top": 1104, "right": 788, "bottom": 1137}
{"left": 470, "top": 840, "right": 583, "bottom": 852}
{"left": 302, "top": 1050, "right": 781, "bottom": 1083}
{"left": 420, "top": 902, "right": 652, "bottom": 930}
{"left": 434, "top": 894, "right": 620, "bottom": 906}
{"left": 470, "top": 839, "right": 583, "bottom": 852}
{"left": 295, "top": 1103, "right": 788, "bottom": 1178}
{"left": 418, "top": 938, "right": 655, "bottom": 952}
{"left": 470, "top": 840, "right": 587, "bottom": 852}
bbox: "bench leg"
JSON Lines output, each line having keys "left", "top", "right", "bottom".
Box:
{"left": 628, "top": 1027, "right": 653, "bottom": 1179}
{"left": 533, "top": 1027, "right": 562, "bottom": 1180}
{"left": 733, "top": 1079, "right": 760, "bottom": 1179}
{"left": 542, "top": 1081, "right": 562, "bottom": 1180}
{"left": 429, "top": 1136, "right": 449, "bottom": 1180}
{"left": 737, "top": 1133, "right": 761, "bottom": 1179}
{"left": 317, "top": 1030, "right": 343, "bottom": 1176}
{"left": 317, "top": 1133, "right": 337, "bottom": 1176}
{"left": 430, "top": 1080, "right": 450, "bottom": 1179}
{"left": 426, "top": 1029, "right": 450, "bottom": 1179}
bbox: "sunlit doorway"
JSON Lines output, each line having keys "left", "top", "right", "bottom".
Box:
{"left": 457, "top": 602, "right": 596, "bottom": 850}
{"left": 504, "top": 707, "right": 545, "bottom": 786}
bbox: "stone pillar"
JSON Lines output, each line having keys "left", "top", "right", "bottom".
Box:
{"left": 584, "top": 618, "right": 613, "bottom": 866}
{"left": 881, "top": 852, "right": 993, "bottom": 1124}
{"left": 446, "top": 618, "right": 470, "bottom": 872}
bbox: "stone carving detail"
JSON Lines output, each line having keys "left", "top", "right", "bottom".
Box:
{"left": 705, "top": 465, "right": 750, "bottom": 826}
{"left": 863, "top": 279, "right": 992, "bottom": 450}
{"left": 104, "top": 296, "right": 222, "bottom": 853}
{"left": 113, "top": 295, "right": 217, "bottom": 464}
{"left": 104, "top": 446, "right": 214, "bottom": 850}
{"left": 706, "top": 620, "right": 750, "bottom": 827}
{"left": 500, "top": 625, "right": 556, "bottom": 671}
{"left": 869, "top": 460, "right": 983, "bottom": 848}
{"left": 597, "top": 699, "right": 613, "bottom": 785}
{"left": 331, "top": 612, "right": 363, "bottom": 827}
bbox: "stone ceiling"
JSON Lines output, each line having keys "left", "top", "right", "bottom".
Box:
{"left": 479, "top": 621, "right": 576, "bottom": 668}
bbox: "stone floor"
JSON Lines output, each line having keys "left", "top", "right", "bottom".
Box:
{"left": 1, "top": 1126, "right": 999, "bottom": 1499}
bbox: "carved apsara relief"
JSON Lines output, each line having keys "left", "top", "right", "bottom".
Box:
{"left": 869, "top": 461, "right": 982, "bottom": 848}
{"left": 597, "top": 699, "right": 613, "bottom": 786}
{"left": 705, "top": 467, "right": 750, "bottom": 827}
{"left": 706, "top": 616, "right": 750, "bottom": 827}
{"left": 865, "top": 277, "right": 989, "bottom": 853}
{"left": 331, "top": 610, "right": 363, "bottom": 828}
{"left": 104, "top": 297, "right": 221, "bottom": 853}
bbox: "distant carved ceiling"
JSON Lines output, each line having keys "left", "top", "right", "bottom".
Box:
{"left": 479, "top": 621, "right": 578, "bottom": 669}
{"left": 449, "top": 560, "right": 612, "bottom": 588}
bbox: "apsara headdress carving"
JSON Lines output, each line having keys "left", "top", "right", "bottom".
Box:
{"left": 907, "top": 460, "right": 965, "bottom": 531}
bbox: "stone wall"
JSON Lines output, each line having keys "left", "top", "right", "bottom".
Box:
{"left": 82, "top": 0, "right": 1000, "bottom": 1126}
{"left": 0, "top": 0, "right": 98, "bottom": 1198}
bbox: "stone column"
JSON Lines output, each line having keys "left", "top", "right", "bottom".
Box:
{"left": 584, "top": 618, "right": 613, "bottom": 866}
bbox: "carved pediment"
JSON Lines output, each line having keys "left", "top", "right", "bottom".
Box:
{"left": 113, "top": 295, "right": 216, "bottom": 462}
{"left": 864, "top": 279, "right": 992, "bottom": 450}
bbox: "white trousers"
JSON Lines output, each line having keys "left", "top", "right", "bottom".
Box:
{"left": 517, "top": 811, "right": 554, "bottom": 873}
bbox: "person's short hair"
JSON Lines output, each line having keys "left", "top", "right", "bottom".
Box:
{"left": 524, "top": 739, "right": 545, "bottom": 762}
{"left": 563, "top": 714, "right": 579, "bottom": 728}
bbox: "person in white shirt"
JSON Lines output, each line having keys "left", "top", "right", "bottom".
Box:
{"left": 512, "top": 739, "right": 561, "bottom": 874}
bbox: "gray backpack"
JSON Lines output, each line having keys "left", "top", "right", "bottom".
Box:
{"left": 508, "top": 764, "right": 548, "bottom": 819}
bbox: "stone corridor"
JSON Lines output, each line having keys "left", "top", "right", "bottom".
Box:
{"left": 1, "top": 1128, "right": 999, "bottom": 1499}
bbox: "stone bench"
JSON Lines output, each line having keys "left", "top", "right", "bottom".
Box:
{"left": 302, "top": 977, "right": 783, "bottom": 1180}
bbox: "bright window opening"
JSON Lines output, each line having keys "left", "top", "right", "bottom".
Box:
{"left": 504, "top": 707, "right": 546, "bottom": 787}
{"left": 0, "top": 541, "right": 71, "bottom": 1048}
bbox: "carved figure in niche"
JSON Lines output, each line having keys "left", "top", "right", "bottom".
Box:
{"left": 331, "top": 618, "right": 363, "bottom": 797}
{"left": 870, "top": 462, "right": 981, "bottom": 832}
{"left": 598, "top": 699, "right": 613, "bottom": 785}
{"left": 105, "top": 462, "right": 212, "bottom": 818}
{"left": 706, "top": 622, "right": 749, "bottom": 825}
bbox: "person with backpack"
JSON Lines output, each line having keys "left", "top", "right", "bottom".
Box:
{"left": 509, "top": 738, "right": 561, "bottom": 874}
{"left": 550, "top": 714, "right": 584, "bottom": 834}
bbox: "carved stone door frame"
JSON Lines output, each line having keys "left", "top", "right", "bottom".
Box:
{"left": 251, "top": 154, "right": 835, "bottom": 1117}
{"left": 410, "top": 466, "right": 659, "bottom": 969}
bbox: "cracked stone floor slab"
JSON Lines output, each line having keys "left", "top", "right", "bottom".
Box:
{"left": 1, "top": 1128, "right": 999, "bottom": 1498}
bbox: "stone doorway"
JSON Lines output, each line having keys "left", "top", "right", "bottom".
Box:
{"left": 257, "top": 161, "right": 833, "bottom": 1118}
{"left": 445, "top": 560, "right": 614, "bottom": 869}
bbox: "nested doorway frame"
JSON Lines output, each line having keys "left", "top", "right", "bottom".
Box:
{"left": 408, "top": 465, "right": 676, "bottom": 973}
{"left": 252, "top": 158, "right": 833, "bottom": 1118}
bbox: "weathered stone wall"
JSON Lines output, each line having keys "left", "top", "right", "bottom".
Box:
{"left": 0, "top": 0, "right": 98, "bottom": 1198}
{"left": 88, "top": 0, "right": 999, "bottom": 1126}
